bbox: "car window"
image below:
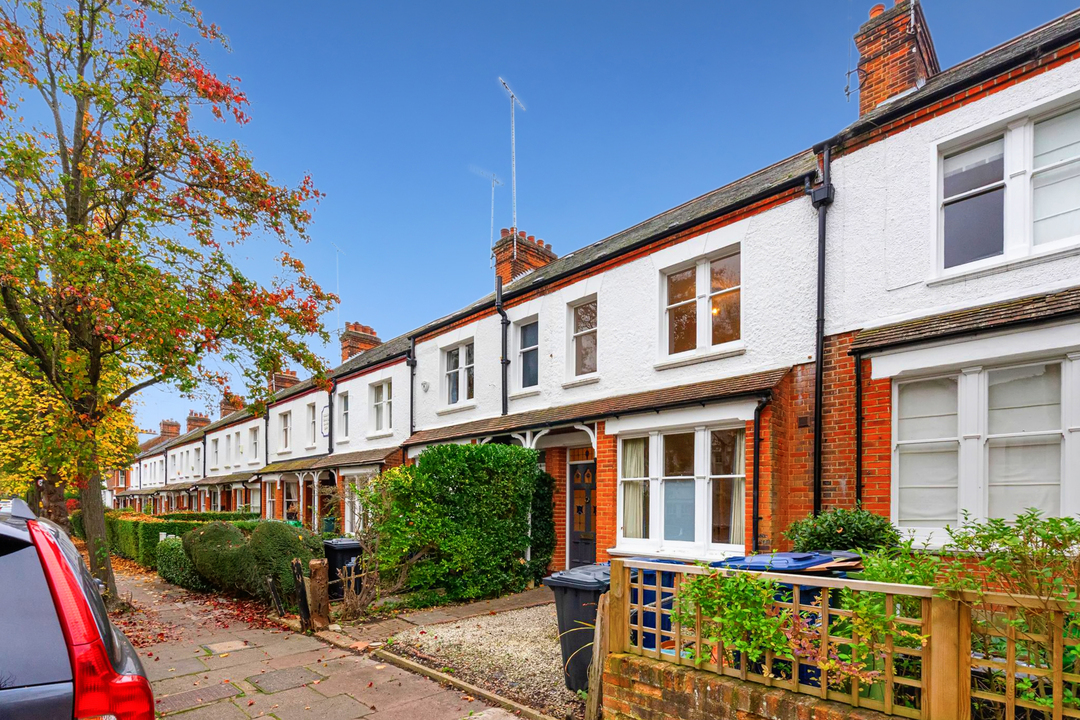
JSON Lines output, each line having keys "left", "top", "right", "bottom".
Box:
{"left": 0, "top": 540, "right": 71, "bottom": 688}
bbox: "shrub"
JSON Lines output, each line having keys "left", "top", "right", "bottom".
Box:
{"left": 244, "top": 521, "right": 323, "bottom": 606}
{"left": 183, "top": 522, "right": 249, "bottom": 593}
{"left": 362, "top": 444, "right": 552, "bottom": 602}
{"left": 157, "top": 511, "right": 260, "bottom": 522}
{"left": 783, "top": 506, "right": 900, "bottom": 553}
{"left": 157, "top": 538, "right": 212, "bottom": 592}
{"left": 136, "top": 519, "right": 205, "bottom": 568}
{"left": 66, "top": 497, "right": 80, "bottom": 513}
{"left": 70, "top": 509, "right": 85, "bottom": 539}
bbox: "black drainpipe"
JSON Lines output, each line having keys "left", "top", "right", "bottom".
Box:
{"left": 264, "top": 408, "right": 270, "bottom": 466}
{"left": 854, "top": 350, "right": 863, "bottom": 505}
{"left": 808, "top": 144, "right": 835, "bottom": 516}
{"left": 495, "top": 276, "right": 510, "bottom": 416}
{"left": 407, "top": 337, "right": 418, "bottom": 436}
{"left": 327, "top": 378, "right": 335, "bottom": 455}
{"left": 752, "top": 394, "right": 769, "bottom": 553}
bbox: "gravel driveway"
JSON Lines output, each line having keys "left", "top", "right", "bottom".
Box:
{"left": 392, "top": 603, "right": 585, "bottom": 719}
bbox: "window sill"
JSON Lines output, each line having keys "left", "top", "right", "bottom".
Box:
{"left": 366, "top": 430, "right": 394, "bottom": 440}
{"left": 277, "top": 449, "right": 292, "bottom": 456}
{"left": 436, "top": 401, "right": 477, "bottom": 416}
{"left": 304, "top": 444, "right": 318, "bottom": 451}
{"left": 508, "top": 388, "right": 541, "bottom": 401}
{"left": 608, "top": 544, "right": 745, "bottom": 562}
{"left": 336, "top": 438, "right": 350, "bottom": 445}
{"left": 562, "top": 375, "right": 600, "bottom": 389}
{"left": 248, "top": 460, "right": 260, "bottom": 466}
{"left": 927, "top": 242, "right": 1080, "bottom": 287}
{"left": 653, "top": 342, "right": 746, "bottom": 371}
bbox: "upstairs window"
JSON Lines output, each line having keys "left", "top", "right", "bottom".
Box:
{"left": 211, "top": 439, "right": 219, "bottom": 468}
{"left": 373, "top": 381, "right": 392, "bottom": 432}
{"left": 235, "top": 431, "right": 241, "bottom": 462}
{"left": 664, "top": 251, "right": 741, "bottom": 356}
{"left": 520, "top": 321, "right": 539, "bottom": 388}
{"left": 446, "top": 342, "right": 474, "bottom": 405}
{"left": 572, "top": 300, "right": 597, "bottom": 376}
{"left": 280, "top": 411, "right": 291, "bottom": 451}
{"left": 942, "top": 139, "right": 1005, "bottom": 269}
{"left": 1033, "top": 107, "right": 1080, "bottom": 245}
{"left": 306, "top": 402, "right": 316, "bottom": 446}
{"left": 249, "top": 427, "right": 259, "bottom": 461}
{"left": 340, "top": 392, "right": 350, "bottom": 438}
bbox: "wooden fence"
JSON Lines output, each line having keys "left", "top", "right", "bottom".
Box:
{"left": 607, "top": 558, "right": 1080, "bottom": 720}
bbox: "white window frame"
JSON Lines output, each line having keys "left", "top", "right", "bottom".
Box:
{"left": 306, "top": 402, "right": 317, "bottom": 448}
{"left": 660, "top": 248, "right": 742, "bottom": 360}
{"left": 518, "top": 319, "right": 539, "bottom": 389}
{"left": 372, "top": 381, "right": 392, "bottom": 433}
{"left": 891, "top": 356, "right": 1077, "bottom": 544}
{"left": 265, "top": 480, "right": 276, "bottom": 519}
{"left": 249, "top": 427, "right": 259, "bottom": 464}
{"left": 615, "top": 423, "right": 747, "bottom": 559}
{"left": 211, "top": 438, "right": 219, "bottom": 469}
{"left": 235, "top": 431, "right": 242, "bottom": 464}
{"left": 280, "top": 411, "right": 291, "bottom": 452}
{"left": 933, "top": 99, "right": 1080, "bottom": 279}
{"left": 570, "top": 297, "right": 598, "bottom": 379}
{"left": 444, "top": 341, "right": 475, "bottom": 407}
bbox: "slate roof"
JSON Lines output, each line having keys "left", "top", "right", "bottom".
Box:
{"left": 259, "top": 456, "right": 330, "bottom": 474}
{"left": 311, "top": 448, "right": 397, "bottom": 469}
{"left": 194, "top": 471, "right": 256, "bottom": 486}
{"left": 834, "top": 7, "right": 1080, "bottom": 145}
{"left": 405, "top": 367, "right": 789, "bottom": 446}
{"left": 850, "top": 285, "right": 1080, "bottom": 353}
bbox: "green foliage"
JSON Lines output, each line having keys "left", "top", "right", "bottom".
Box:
{"left": 361, "top": 444, "right": 552, "bottom": 602}
{"left": 156, "top": 511, "right": 260, "bottom": 522}
{"left": 70, "top": 509, "right": 84, "bottom": 539}
{"left": 244, "top": 521, "right": 323, "bottom": 606}
{"left": 527, "top": 471, "right": 557, "bottom": 584}
{"left": 783, "top": 506, "right": 900, "bottom": 552}
{"left": 184, "top": 522, "right": 249, "bottom": 593}
{"left": 156, "top": 538, "right": 212, "bottom": 592}
{"left": 136, "top": 519, "right": 205, "bottom": 568}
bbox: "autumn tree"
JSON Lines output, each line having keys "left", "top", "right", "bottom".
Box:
{"left": 0, "top": 1, "right": 335, "bottom": 601}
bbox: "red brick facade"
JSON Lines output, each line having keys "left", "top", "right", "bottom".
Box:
{"left": 855, "top": 1, "right": 939, "bottom": 117}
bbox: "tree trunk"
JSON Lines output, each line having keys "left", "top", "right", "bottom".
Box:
{"left": 26, "top": 479, "right": 42, "bottom": 515}
{"left": 80, "top": 471, "right": 118, "bottom": 604}
{"left": 41, "top": 470, "right": 71, "bottom": 533}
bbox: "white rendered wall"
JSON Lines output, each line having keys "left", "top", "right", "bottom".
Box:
{"left": 826, "top": 58, "right": 1080, "bottom": 335}
{"left": 412, "top": 197, "right": 818, "bottom": 435}
{"left": 332, "top": 359, "right": 411, "bottom": 455}
{"left": 166, "top": 439, "right": 203, "bottom": 483}
{"left": 205, "top": 415, "right": 266, "bottom": 477}
{"left": 267, "top": 389, "right": 331, "bottom": 461}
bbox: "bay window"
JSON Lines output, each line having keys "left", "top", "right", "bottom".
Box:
{"left": 664, "top": 250, "right": 741, "bottom": 357}
{"left": 709, "top": 429, "right": 745, "bottom": 545}
{"left": 662, "top": 433, "right": 696, "bottom": 542}
{"left": 893, "top": 360, "right": 1069, "bottom": 534}
{"left": 621, "top": 437, "right": 649, "bottom": 539}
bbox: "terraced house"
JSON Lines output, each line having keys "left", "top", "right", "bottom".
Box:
{"left": 116, "top": 1, "right": 1080, "bottom": 567}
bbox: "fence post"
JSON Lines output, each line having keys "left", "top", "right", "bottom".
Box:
{"left": 608, "top": 559, "right": 628, "bottom": 655}
{"left": 928, "top": 597, "right": 962, "bottom": 720}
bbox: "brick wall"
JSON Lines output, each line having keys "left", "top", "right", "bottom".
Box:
{"left": 595, "top": 422, "right": 617, "bottom": 562}
{"left": 547, "top": 447, "right": 568, "bottom": 571}
{"left": 603, "top": 653, "right": 891, "bottom": 720}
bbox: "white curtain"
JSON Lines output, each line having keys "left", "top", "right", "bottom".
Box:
{"left": 729, "top": 433, "right": 746, "bottom": 542}
{"left": 622, "top": 438, "right": 647, "bottom": 539}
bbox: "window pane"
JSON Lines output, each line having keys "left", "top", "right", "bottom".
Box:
{"left": 387, "top": 399, "right": 392, "bottom": 428}
{"left": 574, "top": 301, "right": 597, "bottom": 333}
{"left": 1033, "top": 159, "right": 1080, "bottom": 245}
{"left": 446, "top": 348, "right": 459, "bottom": 371}
{"left": 386, "top": 382, "right": 392, "bottom": 400}
{"left": 375, "top": 403, "right": 383, "bottom": 431}
{"left": 521, "top": 321, "right": 538, "bottom": 349}
{"left": 465, "top": 343, "right": 474, "bottom": 366}
{"left": 373, "top": 384, "right": 382, "bottom": 403}
{"left": 711, "top": 477, "right": 744, "bottom": 545}
{"left": 943, "top": 187, "right": 1004, "bottom": 268}
{"left": 711, "top": 289, "right": 741, "bottom": 345}
{"left": 466, "top": 366, "right": 474, "bottom": 399}
{"left": 710, "top": 429, "right": 744, "bottom": 475}
{"left": 898, "top": 378, "right": 958, "bottom": 441}
{"left": 663, "top": 479, "right": 695, "bottom": 542}
{"left": 943, "top": 139, "right": 1004, "bottom": 197}
{"left": 622, "top": 480, "right": 650, "bottom": 539}
{"left": 663, "top": 432, "right": 695, "bottom": 477}
{"left": 710, "top": 254, "right": 740, "bottom": 291}
{"left": 448, "top": 372, "right": 459, "bottom": 404}
{"left": 1034, "top": 108, "right": 1080, "bottom": 168}
{"left": 668, "top": 303, "right": 696, "bottom": 354}
{"left": 988, "top": 435, "right": 1061, "bottom": 520}
{"left": 575, "top": 330, "right": 597, "bottom": 375}
{"left": 522, "top": 348, "right": 538, "bottom": 387}
{"left": 622, "top": 437, "right": 649, "bottom": 478}
{"left": 988, "top": 364, "right": 1061, "bottom": 434}
{"left": 667, "top": 267, "right": 696, "bottom": 304}
{"left": 897, "top": 442, "right": 958, "bottom": 527}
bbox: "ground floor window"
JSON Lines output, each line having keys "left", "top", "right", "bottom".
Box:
{"left": 265, "top": 481, "right": 276, "bottom": 519}
{"left": 893, "top": 358, "right": 1075, "bottom": 535}
{"left": 249, "top": 486, "right": 261, "bottom": 515}
{"left": 618, "top": 425, "right": 746, "bottom": 555}
{"left": 284, "top": 481, "right": 299, "bottom": 521}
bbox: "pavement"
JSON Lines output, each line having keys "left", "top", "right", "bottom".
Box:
{"left": 117, "top": 571, "right": 523, "bottom": 719}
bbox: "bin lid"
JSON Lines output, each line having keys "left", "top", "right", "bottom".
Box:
{"left": 712, "top": 552, "right": 835, "bottom": 572}
{"left": 324, "top": 537, "right": 361, "bottom": 549}
{"left": 542, "top": 563, "right": 612, "bottom": 591}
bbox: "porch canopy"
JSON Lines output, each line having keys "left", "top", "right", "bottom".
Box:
{"left": 311, "top": 448, "right": 395, "bottom": 476}
{"left": 193, "top": 472, "right": 255, "bottom": 487}
{"left": 259, "top": 456, "right": 328, "bottom": 475}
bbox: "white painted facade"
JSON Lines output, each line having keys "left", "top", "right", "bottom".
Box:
{"left": 331, "top": 359, "right": 411, "bottom": 456}
{"left": 166, "top": 438, "right": 203, "bottom": 485}
{"left": 267, "top": 389, "right": 331, "bottom": 462}
{"left": 138, "top": 453, "right": 166, "bottom": 489}
{"left": 205, "top": 415, "right": 267, "bottom": 477}
{"left": 411, "top": 198, "right": 819, "bottom": 435}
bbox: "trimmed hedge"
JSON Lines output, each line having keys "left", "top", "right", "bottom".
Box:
{"left": 70, "top": 509, "right": 85, "bottom": 539}
{"left": 136, "top": 519, "right": 205, "bottom": 568}
{"left": 184, "top": 522, "right": 249, "bottom": 592}
{"left": 157, "top": 511, "right": 260, "bottom": 522}
{"left": 157, "top": 538, "right": 212, "bottom": 592}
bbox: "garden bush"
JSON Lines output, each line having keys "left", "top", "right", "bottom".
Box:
{"left": 70, "top": 509, "right": 84, "bottom": 539}
{"left": 783, "top": 506, "right": 900, "bottom": 553}
{"left": 361, "top": 444, "right": 553, "bottom": 602}
{"left": 157, "top": 511, "right": 259, "bottom": 522}
{"left": 244, "top": 521, "right": 323, "bottom": 605}
{"left": 136, "top": 518, "right": 206, "bottom": 568}
{"left": 157, "top": 538, "right": 212, "bottom": 592}
{"left": 184, "top": 522, "right": 249, "bottom": 593}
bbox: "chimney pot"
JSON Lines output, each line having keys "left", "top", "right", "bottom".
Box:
{"left": 340, "top": 321, "right": 383, "bottom": 362}
{"left": 518, "top": 230, "right": 526, "bottom": 238}
{"left": 527, "top": 235, "right": 535, "bottom": 242}
{"left": 500, "top": 228, "right": 510, "bottom": 238}
{"left": 493, "top": 228, "right": 559, "bottom": 286}
{"left": 869, "top": 3, "right": 885, "bottom": 17}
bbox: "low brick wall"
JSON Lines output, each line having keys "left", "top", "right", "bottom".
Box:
{"left": 602, "top": 654, "right": 892, "bottom": 720}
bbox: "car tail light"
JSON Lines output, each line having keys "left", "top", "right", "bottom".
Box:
{"left": 28, "top": 520, "right": 155, "bottom": 720}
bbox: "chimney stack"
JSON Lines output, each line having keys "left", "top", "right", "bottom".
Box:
{"left": 218, "top": 394, "right": 245, "bottom": 419}
{"left": 340, "top": 323, "right": 382, "bottom": 362}
{"left": 160, "top": 419, "right": 181, "bottom": 439}
{"left": 854, "top": 0, "right": 939, "bottom": 117}
{"left": 493, "top": 227, "right": 557, "bottom": 287}
{"left": 186, "top": 411, "right": 211, "bottom": 433}
{"left": 271, "top": 369, "right": 300, "bottom": 392}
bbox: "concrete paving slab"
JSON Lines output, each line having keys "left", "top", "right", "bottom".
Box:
{"left": 154, "top": 681, "right": 241, "bottom": 715}
{"left": 145, "top": 655, "right": 209, "bottom": 682}
{"left": 202, "top": 647, "right": 272, "bottom": 670}
{"left": 248, "top": 666, "right": 325, "bottom": 694}
{"left": 240, "top": 686, "right": 327, "bottom": 717}
{"left": 364, "top": 689, "right": 486, "bottom": 720}
{"left": 205, "top": 640, "right": 254, "bottom": 654}
{"left": 267, "top": 692, "right": 374, "bottom": 720}
{"left": 262, "top": 634, "right": 328, "bottom": 657}
{"left": 164, "top": 699, "right": 250, "bottom": 719}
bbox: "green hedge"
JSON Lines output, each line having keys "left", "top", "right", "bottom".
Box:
{"left": 137, "top": 519, "right": 206, "bottom": 568}
{"left": 783, "top": 506, "right": 900, "bottom": 553}
{"left": 157, "top": 511, "right": 260, "bottom": 522}
{"left": 156, "top": 538, "right": 212, "bottom": 592}
{"left": 361, "top": 444, "right": 553, "bottom": 601}
{"left": 184, "top": 522, "right": 249, "bottom": 591}
{"left": 70, "top": 509, "right": 85, "bottom": 539}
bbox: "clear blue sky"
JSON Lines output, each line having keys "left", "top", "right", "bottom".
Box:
{"left": 136, "top": 0, "right": 1079, "bottom": 434}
